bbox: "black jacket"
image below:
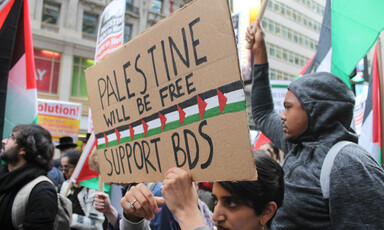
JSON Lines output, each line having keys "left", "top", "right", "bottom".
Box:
{"left": 0, "top": 163, "right": 57, "bottom": 230}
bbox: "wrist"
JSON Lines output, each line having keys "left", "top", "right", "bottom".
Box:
{"left": 175, "top": 206, "right": 205, "bottom": 230}
{"left": 123, "top": 210, "right": 144, "bottom": 223}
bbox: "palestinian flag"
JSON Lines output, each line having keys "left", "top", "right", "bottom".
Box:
{"left": 310, "top": 0, "right": 384, "bottom": 88}
{"left": 0, "top": 0, "right": 38, "bottom": 140}
{"left": 70, "top": 132, "right": 110, "bottom": 192}
{"left": 252, "top": 132, "right": 271, "bottom": 151}
{"left": 95, "top": 81, "right": 246, "bottom": 149}
{"left": 359, "top": 45, "right": 381, "bottom": 164}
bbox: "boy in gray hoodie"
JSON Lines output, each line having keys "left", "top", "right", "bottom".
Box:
{"left": 247, "top": 19, "right": 384, "bottom": 229}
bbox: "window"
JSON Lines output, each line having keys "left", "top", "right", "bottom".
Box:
{"left": 262, "top": 19, "right": 268, "bottom": 29}
{"left": 289, "top": 54, "right": 294, "bottom": 63}
{"left": 281, "top": 27, "right": 287, "bottom": 38}
{"left": 34, "top": 49, "right": 60, "bottom": 94}
{"left": 276, "top": 48, "right": 282, "bottom": 59}
{"left": 295, "top": 57, "right": 299, "bottom": 65}
{"left": 274, "top": 3, "right": 279, "bottom": 12}
{"left": 151, "top": 0, "right": 163, "bottom": 14}
{"left": 270, "top": 71, "right": 277, "bottom": 80}
{"left": 42, "top": 1, "right": 60, "bottom": 24}
{"left": 124, "top": 24, "right": 132, "bottom": 43}
{"left": 294, "top": 34, "right": 298, "bottom": 43}
{"left": 286, "top": 9, "right": 291, "bottom": 18}
{"left": 71, "top": 57, "right": 94, "bottom": 98}
{"left": 269, "top": 45, "right": 275, "bottom": 56}
{"left": 268, "top": 23, "right": 275, "bottom": 33}
{"left": 283, "top": 50, "right": 288, "bottom": 61}
{"left": 82, "top": 12, "right": 98, "bottom": 34}
{"left": 275, "top": 25, "right": 281, "bottom": 36}
{"left": 287, "top": 30, "right": 292, "bottom": 40}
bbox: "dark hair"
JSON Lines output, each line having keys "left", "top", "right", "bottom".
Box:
{"left": 13, "top": 124, "right": 54, "bottom": 172}
{"left": 62, "top": 149, "right": 81, "bottom": 166}
{"left": 219, "top": 152, "right": 284, "bottom": 226}
{"left": 262, "top": 142, "right": 280, "bottom": 161}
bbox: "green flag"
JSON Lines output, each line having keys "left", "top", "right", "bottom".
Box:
{"left": 331, "top": 0, "right": 384, "bottom": 87}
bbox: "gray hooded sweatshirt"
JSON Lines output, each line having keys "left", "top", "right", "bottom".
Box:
{"left": 251, "top": 63, "right": 384, "bottom": 229}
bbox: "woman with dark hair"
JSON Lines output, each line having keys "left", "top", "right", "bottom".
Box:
{"left": 120, "top": 152, "right": 284, "bottom": 230}
{"left": 212, "top": 152, "right": 284, "bottom": 229}
{"left": 60, "top": 149, "right": 105, "bottom": 230}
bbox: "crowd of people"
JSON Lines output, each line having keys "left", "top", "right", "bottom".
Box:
{"left": 1, "top": 19, "right": 384, "bottom": 230}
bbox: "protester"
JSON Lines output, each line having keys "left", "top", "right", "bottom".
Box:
{"left": 247, "top": 19, "right": 384, "bottom": 229}
{"left": 0, "top": 124, "right": 58, "bottom": 229}
{"left": 119, "top": 152, "right": 283, "bottom": 230}
{"left": 94, "top": 192, "right": 122, "bottom": 230}
{"left": 60, "top": 149, "right": 104, "bottom": 229}
{"left": 259, "top": 142, "right": 281, "bottom": 164}
{"left": 89, "top": 147, "right": 123, "bottom": 230}
{"left": 79, "top": 133, "right": 91, "bottom": 151}
{"left": 53, "top": 136, "right": 78, "bottom": 170}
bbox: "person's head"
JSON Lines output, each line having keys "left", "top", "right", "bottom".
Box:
{"left": 61, "top": 149, "right": 81, "bottom": 179}
{"left": 56, "top": 136, "right": 77, "bottom": 155}
{"left": 260, "top": 142, "right": 280, "bottom": 161}
{"left": 281, "top": 72, "right": 355, "bottom": 142}
{"left": 1, "top": 124, "right": 54, "bottom": 172}
{"left": 79, "top": 133, "right": 91, "bottom": 151}
{"left": 212, "top": 152, "right": 284, "bottom": 230}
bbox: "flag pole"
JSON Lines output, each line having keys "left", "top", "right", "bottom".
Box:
{"left": 246, "top": 0, "right": 269, "bottom": 49}
{"left": 63, "top": 180, "right": 73, "bottom": 197}
{"left": 376, "top": 37, "right": 384, "bottom": 166}
{"left": 98, "top": 175, "right": 104, "bottom": 192}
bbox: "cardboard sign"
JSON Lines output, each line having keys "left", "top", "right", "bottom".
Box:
{"left": 85, "top": 0, "right": 257, "bottom": 183}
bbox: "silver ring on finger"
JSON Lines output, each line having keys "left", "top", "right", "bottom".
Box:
{"left": 128, "top": 199, "right": 137, "bottom": 209}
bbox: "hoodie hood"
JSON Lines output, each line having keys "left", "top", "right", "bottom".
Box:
{"left": 288, "top": 72, "right": 358, "bottom": 143}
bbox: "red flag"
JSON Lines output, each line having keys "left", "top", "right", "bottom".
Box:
{"left": 253, "top": 132, "right": 272, "bottom": 150}
{"left": 0, "top": 0, "right": 38, "bottom": 139}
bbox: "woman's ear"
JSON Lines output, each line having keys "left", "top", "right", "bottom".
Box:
{"left": 260, "top": 201, "right": 277, "bottom": 226}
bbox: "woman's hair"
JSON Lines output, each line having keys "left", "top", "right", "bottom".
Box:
{"left": 219, "top": 150, "right": 284, "bottom": 225}
{"left": 62, "top": 149, "right": 81, "bottom": 166}
{"left": 262, "top": 142, "right": 280, "bottom": 161}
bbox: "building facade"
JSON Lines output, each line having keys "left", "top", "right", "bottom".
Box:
{"left": 29, "top": 0, "right": 191, "bottom": 133}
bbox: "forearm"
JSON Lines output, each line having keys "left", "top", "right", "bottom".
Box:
{"left": 251, "top": 63, "right": 287, "bottom": 150}
{"left": 104, "top": 206, "right": 119, "bottom": 227}
{"left": 251, "top": 63, "right": 274, "bottom": 127}
{"left": 175, "top": 206, "right": 206, "bottom": 230}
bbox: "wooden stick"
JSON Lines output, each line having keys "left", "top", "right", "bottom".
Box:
{"left": 98, "top": 175, "right": 104, "bottom": 192}
{"left": 63, "top": 180, "right": 73, "bottom": 197}
{"left": 246, "top": 0, "right": 270, "bottom": 49}
{"left": 376, "top": 37, "right": 384, "bottom": 166}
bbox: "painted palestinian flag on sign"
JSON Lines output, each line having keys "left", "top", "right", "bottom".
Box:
{"left": 309, "top": 0, "right": 384, "bottom": 88}
{"left": 95, "top": 81, "right": 246, "bottom": 149}
{"left": 0, "top": 0, "right": 38, "bottom": 139}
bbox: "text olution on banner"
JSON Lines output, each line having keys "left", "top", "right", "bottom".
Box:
{"left": 85, "top": 0, "right": 257, "bottom": 183}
